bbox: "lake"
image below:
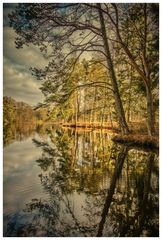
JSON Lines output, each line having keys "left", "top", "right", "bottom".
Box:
{"left": 3, "top": 124, "right": 159, "bottom": 237}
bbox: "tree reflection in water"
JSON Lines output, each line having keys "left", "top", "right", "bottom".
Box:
{"left": 5, "top": 126, "right": 159, "bottom": 237}
{"left": 97, "top": 146, "right": 128, "bottom": 236}
{"left": 98, "top": 151, "right": 159, "bottom": 237}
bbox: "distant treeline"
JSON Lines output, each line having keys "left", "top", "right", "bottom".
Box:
{"left": 3, "top": 96, "right": 48, "bottom": 126}
{"left": 3, "top": 96, "right": 49, "bottom": 145}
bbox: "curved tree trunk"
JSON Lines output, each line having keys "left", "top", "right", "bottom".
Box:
{"left": 97, "top": 3, "right": 129, "bottom": 135}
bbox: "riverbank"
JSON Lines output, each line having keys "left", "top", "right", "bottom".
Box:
{"left": 61, "top": 121, "right": 159, "bottom": 150}
{"left": 61, "top": 121, "right": 119, "bottom": 131}
{"left": 112, "top": 134, "right": 159, "bottom": 150}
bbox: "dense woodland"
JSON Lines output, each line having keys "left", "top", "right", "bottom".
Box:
{"left": 3, "top": 96, "right": 48, "bottom": 145}
{"left": 7, "top": 3, "right": 159, "bottom": 138}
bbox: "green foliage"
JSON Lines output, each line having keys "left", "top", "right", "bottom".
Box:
{"left": 8, "top": 3, "right": 159, "bottom": 133}
{"left": 8, "top": 127, "right": 158, "bottom": 237}
{"left": 3, "top": 96, "right": 16, "bottom": 126}
{"left": 3, "top": 96, "right": 49, "bottom": 145}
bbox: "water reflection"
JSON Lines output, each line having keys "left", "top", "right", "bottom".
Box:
{"left": 3, "top": 122, "right": 36, "bottom": 146}
{"left": 97, "top": 146, "right": 128, "bottom": 236}
{"left": 3, "top": 125, "right": 159, "bottom": 237}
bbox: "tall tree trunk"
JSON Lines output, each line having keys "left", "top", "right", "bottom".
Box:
{"left": 83, "top": 88, "right": 86, "bottom": 123}
{"left": 75, "top": 90, "right": 79, "bottom": 126}
{"left": 111, "top": 4, "right": 156, "bottom": 136}
{"left": 97, "top": 3, "right": 129, "bottom": 135}
{"left": 127, "top": 66, "right": 133, "bottom": 123}
{"left": 146, "top": 83, "right": 155, "bottom": 136}
{"left": 109, "top": 106, "right": 114, "bottom": 129}
{"left": 101, "top": 94, "right": 107, "bottom": 128}
{"left": 92, "top": 88, "right": 97, "bottom": 123}
{"left": 143, "top": 4, "right": 155, "bottom": 136}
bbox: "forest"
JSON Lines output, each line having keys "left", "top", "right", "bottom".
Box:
{"left": 7, "top": 3, "right": 159, "bottom": 140}
{"left": 3, "top": 3, "right": 159, "bottom": 237}
{"left": 3, "top": 96, "right": 48, "bottom": 145}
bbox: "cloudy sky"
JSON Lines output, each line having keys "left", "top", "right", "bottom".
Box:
{"left": 3, "top": 4, "right": 48, "bottom": 106}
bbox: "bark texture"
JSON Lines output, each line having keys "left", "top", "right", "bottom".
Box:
{"left": 97, "top": 3, "right": 129, "bottom": 135}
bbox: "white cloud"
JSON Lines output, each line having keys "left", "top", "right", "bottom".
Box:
{"left": 3, "top": 26, "right": 49, "bottom": 105}
{"left": 3, "top": 57, "right": 45, "bottom": 106}
{"left": 3, "top": 5, "right": 49, "bottom": 106}
{"left": 3, "top": 5, "right": 93, "bottom": 106}
{"left": 4, "top": 27, "right": 48, "bottom": 69}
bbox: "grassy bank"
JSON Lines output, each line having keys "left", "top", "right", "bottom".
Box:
{"left": 112, "top": 134, "right": 159, "bottom": 150}
{"left": 61, "top": 121, "right": 119, "bottom": 131}
{"left": 60, "top": 121, "right": 159, "bottom": 150}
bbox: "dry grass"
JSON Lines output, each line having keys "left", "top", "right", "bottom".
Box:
{"left": 61, "top": 121, "right": 119, "bottom": 130}
{"left": 61, "top": 121, "right": 159, "bottom": 150}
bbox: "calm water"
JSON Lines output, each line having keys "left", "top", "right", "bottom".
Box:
{"left": 3, "top": 124, "right": 159, "bottom": 237}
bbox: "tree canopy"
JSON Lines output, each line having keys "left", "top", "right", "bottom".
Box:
{"left": 9, "top": 3, "right": 159, "bottom": 136}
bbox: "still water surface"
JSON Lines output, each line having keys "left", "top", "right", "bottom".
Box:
{"left": 3, "top": 125, "right": 159, "bottom": 237}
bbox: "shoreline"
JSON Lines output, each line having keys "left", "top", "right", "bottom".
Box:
{"left": 112, "top": 134, "right": 159, "bottom": 151}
